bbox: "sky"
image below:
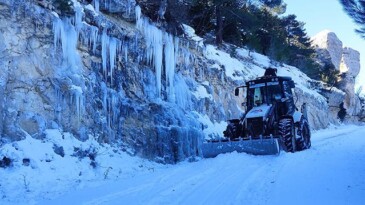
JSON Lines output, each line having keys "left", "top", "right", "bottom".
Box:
{"left": 284, "top": 0, "right": 365, "bottom": 92}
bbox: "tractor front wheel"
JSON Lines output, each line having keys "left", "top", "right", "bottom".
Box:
{"left": 279, "top": 118, "right": 296, "bottom": 152}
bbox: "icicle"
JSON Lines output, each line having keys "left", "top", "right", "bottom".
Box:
{"left": 100, "top": 31, "right": 120, "bottom": 85}
{"left": 100, "top": 83, "right": 119, "bottom": 132}
{"left": 109, "top": 37, "right": 118, "bottom": 85}
{"left": 154, "top": 30, "right": 163, "bottom": 98}
{"left": 174, "top": 37, "right": 180, "bottom": 65}
{"left": 53, "top": 18, "right": 63, "bottom": 50}
{"left": 53, "top": 7, "right": 86, "bottom": 122}
{"left": 164, "top": 33, "right": 175, "bottom": 102}
{"left": 141, "top": 19, "right": 163, "bottom": 97}
{"left": 70, "top": 85, "right": 84, "bottom": 121}
{"left": 136, "top": 5, "right": 196, "bottom": 103}
{"left": 183, "top": 41, "right": 191, "bottom": 67}
{"left": 81, "top": 25, "right": 99, "bottom": 54}
{"left": 90, "top": 26, "right": 99, "bottom": 53}
{"left": 101, "top": 29, "right": 109, "bottom": 80}
{"left": 65, "top": 21, "right": 78, "bottom": 69}
{"left": 53, "top": 17, "right": 79, "bottom": 71}
{"left": 94, "top": 0, "right": 100, "bottom": 13}
{"left": 136, "top": 6, "right": 164, "bottom": 98}
{"left": 104, "top": 0, "right": 110, "bottom": 11}
{"left": 135, "top": 5, "right": 142, "bottom": 28}
{"left": 74, "top": 5, "right": 84, "bottom": 33}
{"left": 174, "top": 74, "right": 191, "bottom": 110}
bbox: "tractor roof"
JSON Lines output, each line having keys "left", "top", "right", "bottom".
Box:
{"left": 246, "top": 67, "right": 294, "bottom": 86}
{"left": 246, "top": 76, "right": 293, "bottom": 86}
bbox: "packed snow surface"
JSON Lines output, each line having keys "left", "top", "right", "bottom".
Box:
{"left": 1, "top": 125, "right": 365, "bottom": 204}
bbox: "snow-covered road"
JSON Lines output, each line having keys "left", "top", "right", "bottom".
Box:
{"left": 41, "top": 125, "right": 365, "bottom": 205}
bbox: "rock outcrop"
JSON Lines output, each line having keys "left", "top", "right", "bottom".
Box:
{"left": 311, "top": 30, "right": 343, "bottom": 70}
{"left": 312, "top": 30, "right": 361, "bottom": 122}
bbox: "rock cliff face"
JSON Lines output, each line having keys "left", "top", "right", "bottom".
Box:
{"left": 0, "top": 0, "right": 207, "bottom": 163}
{"left": 0, "top": 0, "right": 347, "bottom": 163}
{"left": 312, "top": 30, "right": 361, "bottom": 122}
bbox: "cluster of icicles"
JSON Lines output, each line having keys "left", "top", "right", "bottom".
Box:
{"left": 52, "top": 0, "right": 194, "bottom": 123}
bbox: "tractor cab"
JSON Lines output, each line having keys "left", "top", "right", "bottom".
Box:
{"left": 236, "top": 68, "right": 296, "bottom": 116}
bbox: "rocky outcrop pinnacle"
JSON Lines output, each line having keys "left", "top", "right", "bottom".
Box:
{"left": 312, "top": 30, "right": 362, "bottom": 122}
{"left": 311, "top": 30, "right": 343, "bottom": 71}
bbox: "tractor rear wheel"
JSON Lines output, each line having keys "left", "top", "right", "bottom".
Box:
{"left": 296, "top": 118, "right": 311, "bottom": 151}
{"left": 279, "top": 118, "right": 296, "bottom": 152}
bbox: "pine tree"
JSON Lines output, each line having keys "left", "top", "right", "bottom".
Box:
{"left": 189, "top": 0, "right": 215, "bottom": 37}
{"left": 260, "top": 0, "right": 287, "bottom": 15}
{"left": 279, "top": 14, "right": 321, "bottom": 78}
{"left": 187, "top": 0, "right": 320, "bottom": 78}
{"left": 260, "top": 0, "right": 285, "bottom": 8}
{"left": 339, "top": 0, "right": 365, "bottom": 38}
{"left": 321, "top": 63, "right": 340, "bottom": 88}
{"left": 189, "top": 0, "right": 286, "bottom": 45}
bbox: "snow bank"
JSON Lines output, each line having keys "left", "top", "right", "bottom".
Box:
{"left": 3, "top": 124, "right": 363, "bottom": 204}
{"left": 0, "top": 130, "right": 161, "bottom": 204}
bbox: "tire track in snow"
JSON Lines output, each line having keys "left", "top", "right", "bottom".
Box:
{"left": 146, "top": 167, "right": 218, "bottom": 205}
{"left": 146, "top": 156, "right": 249, "bottom": 204}
{"left": 233, "top": 158, "right": 288, "bottom": 204}
{"left": 181, "top": 165, "right": 252, "bottom": 205}
{"left": 311, "top": 125, "right": 359, "bottom": 148}
{"left": 268, "top": 126, "right": 365, "bottom": 204}
{"left": 83, "top": 182, "right": 156, "bottom": 205}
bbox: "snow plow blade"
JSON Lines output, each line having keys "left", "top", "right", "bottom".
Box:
{"left": 202, "top": 138, "right": 280, "bottom": 158}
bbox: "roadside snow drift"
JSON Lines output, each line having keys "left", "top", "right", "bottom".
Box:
{"left": 1, "top": 125, "right": 365, "bottom": 204}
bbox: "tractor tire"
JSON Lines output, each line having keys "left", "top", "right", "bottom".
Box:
{"left": 296, "top": 118, "right": 311, "bottom": 151}
{"left": 279, "top": 118, "right": 296, "bottom": 152}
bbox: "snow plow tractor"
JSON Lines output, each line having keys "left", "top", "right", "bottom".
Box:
{"left": 202, "top": 68, "right": 311, "bottom": 157}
